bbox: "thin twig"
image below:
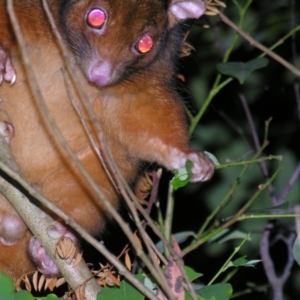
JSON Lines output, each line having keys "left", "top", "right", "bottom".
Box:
{"left": 218, "top": 11, "right": 300, "bottom": 77}
{"left": 164, "top": 183, "right": 174, "bottom": 249}
{"left": 239, "top": 94, "right": 278, "bottom": 205}
{"left": 277, "top": 161, "right": 300, "bottom": 204}
{"left": 260, "top": 224, "right": 295, "bottom": 300}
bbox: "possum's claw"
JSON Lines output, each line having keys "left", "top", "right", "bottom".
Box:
{"left": 29, "top": 238, "right": 60, "bottom": 276}
{"left": 169, "top": 148, "right": 215, "bottom": 182}
{"left": 0, "top": 121, "right": 14, "bottom": 144}
{"left": 186, "top": 151, "right": 215, "bottom": 182}
{"left": 0, "top": 47, "right": 16, "bottom": 85}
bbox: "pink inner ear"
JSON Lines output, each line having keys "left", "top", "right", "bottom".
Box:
{"left": 169, "top": 0, "right": 206, "bottom": 20}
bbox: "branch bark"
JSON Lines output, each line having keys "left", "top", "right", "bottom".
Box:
{"left": 0, "top": 135, "right": 101, "bottom": 298}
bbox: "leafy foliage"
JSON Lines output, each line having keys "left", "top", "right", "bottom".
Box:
{"left": 0, "top": 272, "right": 61, "bottom": 300}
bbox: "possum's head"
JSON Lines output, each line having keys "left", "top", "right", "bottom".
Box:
{"left": 59, "top": 0, "right": 206, "bottom": 87}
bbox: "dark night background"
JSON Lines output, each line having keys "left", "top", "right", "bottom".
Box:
{"left": 167, "top": 0, "right": 300, "bottom": 299}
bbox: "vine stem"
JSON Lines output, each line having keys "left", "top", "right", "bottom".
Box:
{"left": 216, "top": 155, "right": 283, "bottom": 169}
{"left": 207, "top": 234, "right": 250, "bottom": 286}
{"left": 182, "top": 163, "right": 281, "bottom": 256}
{"left": 237, "top": 213, "right": 300, "bottom": 221}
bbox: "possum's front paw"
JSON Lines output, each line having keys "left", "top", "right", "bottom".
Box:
{"left": 0, "top": 47, "right": 16, "bottom": 85}
{"left": 29, "top": 238, "right": 60, "bottom": 276}
{"left": 29, "top": 222, "right": 78, "bottom": 277}
{"left": 186, "top": 151, "right": 215, "bottom": 182}
{"left": 0, "top": 121, "right": 14, "bottom": 144}
{"left": 169, "top": 149, "right": 215, "bottom": 182}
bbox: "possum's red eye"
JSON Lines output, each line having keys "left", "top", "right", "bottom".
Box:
{"left": 86, "top": 8, "right": 106, "bottom": 29}
{"left": 136, "top": 34, "right": 153, "bottom": 54}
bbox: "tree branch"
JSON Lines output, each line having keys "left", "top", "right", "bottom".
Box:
{"left": 0, "top": 135, "right": 101, "bottom": 298}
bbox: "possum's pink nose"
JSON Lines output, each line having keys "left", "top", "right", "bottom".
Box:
{"left": 87, "top": 60, "right": 113, "bottom": 87}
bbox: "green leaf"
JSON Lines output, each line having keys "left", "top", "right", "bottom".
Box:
{"left": 208, "top": 229, "right": 230, "bottom": 242}
{"left": 185, "top": 266, "right": 203, "bottom": 282}
{"left": 36, "top": 294, "right": 62, "bottom": 300}
{"left": 226, "top": 256, "right": 261, "bottom": 269}
{"left": 217, "top": 230, "right": 251, "bottom": 244}
{"left": 45, "top": 294, "right": 61, "bottom": 300}
{"left": 143, "top": 276, "right": 156, "bottom": 294}
{"left": 246, "top": 282, "right": 268, "bottom": 293}
{"left": 232, "top": 256, "right": 249, "bottom": 266}
{"left": 0, "top": 272, "right": 14, "bottom": 292}
{"left": 216, "top": 58, "right": 269, "bottom": 84}
{"left": 155, "top": 231, "right": 197, "bottom": 253}
{"left": 197, "top": 283, "right": 232, "bottom": 300}
{"left": 204, "top": 152, "right": 219, "bottom": 166}
{"left": 185, "top": 292, "right": 214, "bottom": 300}
{"left": 246, "top": 202, "right": 289, "bottom": 214}
{"left": 293, "top": 236, "right": 300, "bottom": 266}
{"left": 244, "top": 259, "right": 262, "bottom": 266}
{"left": 97, "top": 276, "right": 144, "bottom": 300}
{"left": 173, "top": 231, "right": 197, "bottom": 244}
{"left": 171, "top": 160, "right": 193, "bottom": 190}
{"left": 0, "top": 272, "right": 15, "bottom": 300}
{"left": 13, "top": 290, "right": 35, "bottom": 300}
{"left": 185, "top": 293, "right": 194, "bottom": 300}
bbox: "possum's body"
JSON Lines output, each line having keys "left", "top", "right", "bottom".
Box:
{"left": 0, "top": 0, "right": 214, "bottom": 279}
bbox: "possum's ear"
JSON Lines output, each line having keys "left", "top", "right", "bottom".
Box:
{"left": 168, "top": 0, "right": 206, "bottom": 23}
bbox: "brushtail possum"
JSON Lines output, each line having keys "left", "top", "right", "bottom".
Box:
{"left": 0, "top": 0, "right": 214, "bottom": 279}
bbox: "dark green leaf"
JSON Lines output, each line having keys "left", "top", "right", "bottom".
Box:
{"left": 217, "top": 230, "right": 251, "bottom": 243}
{"left": 247, "top": 202, "right": 289, "bottom": 214}
{"left": 216, "top": 58, "right": 269, "bottom": 84}
{"left": 0, "top": 272, "right": 15, "bottom": 300}
{"left": 232, "top": 256, "right": 248, "bottom": 266}
{"left": 197, "top": 283, "right": 232, "bottom": 300}
{"left": 13, "top": 290, "right": 35, "bottom": 300}
{"left": 156, "top": 231, "right": 197, "bottom": 253}
{"left": 204, "top": 152, "right": 219, "bottom": 166}
{"left": 226, "top": 256, "right": 261, "bottom": 269}
{"left": 173, "top": 231, "right": 197, "bottom": 244}
{"left": 45, "top": 294, "right": 61, "bottom": 300}
{"left": 208, "top": 229, "right": 230, "bottom": 242}
{"left": 97, "top": 275, "right": 144, "bottom": 300}
{"left": 185, "top": 266, "right": 203, "bottom": 282}
{"left": 143, "top": 276, "right": 156, "bottom": 294}
{"left": 293, "top": 236, "right": 300, "bottom": 267}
